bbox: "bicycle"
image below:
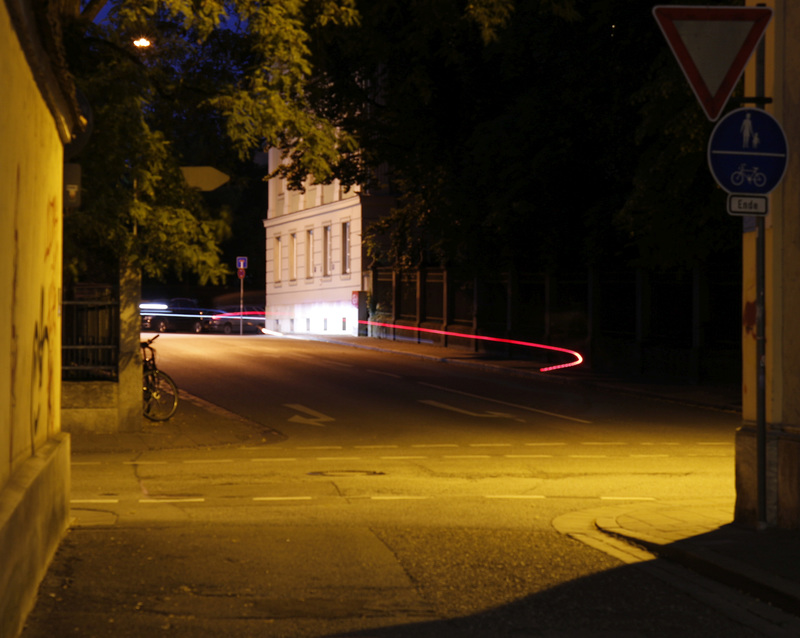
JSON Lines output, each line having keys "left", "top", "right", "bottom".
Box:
{"left": 141, "top": 334, "right": 179, "bottom": 421}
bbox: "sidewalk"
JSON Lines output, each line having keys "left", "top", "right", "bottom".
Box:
{"left": 61, "top": 334, "right": 799, "bottom": 627}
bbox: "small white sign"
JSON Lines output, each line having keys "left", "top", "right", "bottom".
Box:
{"left": 728, "top": 194, "right": 768, "bottom": 217}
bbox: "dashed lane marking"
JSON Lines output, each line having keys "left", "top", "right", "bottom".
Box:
{"left": 139, "top": 498, "right": 205, "bottom": 504}
{"left": 419, "top": 382, "right": 592, "bottom": 424}
{"left": 485, "top": 495, "right": 546, "bottom": 500}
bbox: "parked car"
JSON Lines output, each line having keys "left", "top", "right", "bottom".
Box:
{"left": 140, "top": 298, "right": 222, "bottom": 333}
{"left": 207, "top": 306, "right": 266, "bottom": 334}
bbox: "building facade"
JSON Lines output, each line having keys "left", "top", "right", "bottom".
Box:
{"left": 263, "top": 148, "right": 386, "bottom": 336}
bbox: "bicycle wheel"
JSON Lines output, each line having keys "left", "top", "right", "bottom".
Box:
{"left": 143, "top": 369, "right": 179, "bottom": 421}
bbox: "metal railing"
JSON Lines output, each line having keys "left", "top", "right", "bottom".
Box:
{"left": 62, "top": 300, "right": 119, "bottom": 381}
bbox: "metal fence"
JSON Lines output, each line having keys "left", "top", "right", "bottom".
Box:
{"left": 62, "top": 300, "right": 119, "bottom": 381}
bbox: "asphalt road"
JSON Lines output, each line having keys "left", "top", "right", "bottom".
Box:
{"left": 24, "top": 334, "right": 788, "bottom": 637}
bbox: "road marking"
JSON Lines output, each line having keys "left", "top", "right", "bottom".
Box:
{"left": 419, "top": 399, "right": 513, "bottom": 419}
{"left": 412, "top": 443, "right": 459, "bottom": 448}
{"left": 380, "top": 456, "right": 428, "bottom": 460}
{"left": 184, "top": 459, "right": 233, "bottom": 464}
{"left": 316, "top": 456, "right": 362, "bottom": 461}
{"left": 253, "top": 496, "right": 313, "bottom": 502}
{"left": 485, "top": 494, "right": 546, "bottom": 500}
{"left": 284, "top": 404, "right": 335, "bottom": 427}
{"left": 600, "top": 496, "right": 656, "bottom": 501}
{"left": 525, "top": 442, "right": 567, "bottom": 447}
{"left": 582, "top": 442, "right": 626, "bottom": 446}
{"left": 71, "top": 499, "right": 119, "bottom": 504}
{"left": 367, "top": 369, "right": 403, "bottom": 378}
{"left": 355, "top": 445, "right": 399, "bottom": 449}
{"left": 443, "top": 454, "right": 491, "bottom": 459}
{"left": 298, "top": 446, "right": 342, "bottom": 450}
{"left": 370, "top": 496, "right": 428, "bottom": 500}
{"left": 123, "top": 461, "right": 168, "bottom": 465}
{"left": 469, "top": 443, "right": 512, "bottom": 447}
{"left": 505, "top": 454, "right": 553, "bottom": 458}
{"left": 419, "top": 382, "right": 592, "bottom": 423}
{"left": 251, "top": 457, "right": 297, "bottom": 462}
{"left": 569, "top": 455, "right": 608, "bottom": 458}
{"left": 697, "top": 442, "right": 731, "bottom": 446}
{"left": 630, "top": 454, "right": 670, "bottom": 458}
{"left": 139, "top": 498, "right": 205, "bottom": 504}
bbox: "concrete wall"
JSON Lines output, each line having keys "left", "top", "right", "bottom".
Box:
{"left": 1, "top": 1, "right": 75, "bottom": 634}
{"left": 61, "top": 258, "right": 143, "bottom": 434}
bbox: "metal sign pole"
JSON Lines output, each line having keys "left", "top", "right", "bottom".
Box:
{"left": 755, "top": 31, "right": 767, "bottom": 528}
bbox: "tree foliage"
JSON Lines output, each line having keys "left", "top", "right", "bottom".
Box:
{"left": 61, "top": 0, "right": 741, "bottom": 287}
{"left": 61, "top": 0, "right": 359, "bottom": 286}
{"left": 306, "top": 0, "right": 740, "bottom": 275}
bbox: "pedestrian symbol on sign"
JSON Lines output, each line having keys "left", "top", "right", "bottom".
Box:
{"left": 707, "top": 108, "right": 788, "bottom": 195}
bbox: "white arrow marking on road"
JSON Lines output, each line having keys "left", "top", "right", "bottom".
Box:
{"left": 418, "top": 399, "right": 513, "bottom": 419}
{"left": 284, "top": 404, "right": 335, "bottom": 427}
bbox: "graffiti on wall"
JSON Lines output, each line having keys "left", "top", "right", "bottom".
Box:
{"left": 29, "top": 289, "right": 54, "bottom": 450}
{"left": 11, "top": 168, "right": 60, "bottom": 456}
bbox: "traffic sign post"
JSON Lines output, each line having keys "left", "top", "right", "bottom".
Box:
{"left": 708, "top": 107, "right": 788, "bottom": 197}
{"left": 236, "top": 257, "right": 248, "bottom": 335}
{"left": 727, "top": 194, "right": 768, "bottom": 217}
{"left": 653, "top": 6, "right": 772, "bottom": 120}
{"left": 654, "top": 5, "right": 784, "bottom": 527}
{"left": 653, "top": 6, "right": 772, "bottom": 122}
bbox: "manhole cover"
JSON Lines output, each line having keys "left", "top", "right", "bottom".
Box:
{"left": 308, "top": 470, "right": 385, "bottom": 477}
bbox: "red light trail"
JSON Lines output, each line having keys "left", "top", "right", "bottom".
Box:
{"left": 358, "top": 320, "right": 583, "bottom": 372}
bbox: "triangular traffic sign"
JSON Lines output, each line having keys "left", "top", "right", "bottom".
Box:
{"left": 653, "top": 6, "right": 773, "bottom": 121}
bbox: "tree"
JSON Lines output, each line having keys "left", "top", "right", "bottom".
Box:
{"left": 61, "top": 0, "right": 359, "bottom": 288}
{"left": 306, "top": 0, "right": 738, "bottom": 277}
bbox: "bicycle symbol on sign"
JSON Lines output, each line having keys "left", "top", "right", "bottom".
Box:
{"left": 730, "top": 163, "right": 767, "bottom": 188}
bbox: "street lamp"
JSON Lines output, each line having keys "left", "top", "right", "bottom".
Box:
{"left": 133, "top": 37, "right": 151, "bottom": 48}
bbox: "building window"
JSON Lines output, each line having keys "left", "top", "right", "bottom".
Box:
{"left": 342, "top": 221, "right": 351, "bottom": 274}
{"left": 289, "top": 233, "right": 297, "bottom": 281}
{"left": 273, "top": 235, "right": 282, "bottom": 283}
{"left": 323, "top": 225, "right": 333, "bottom": 276}
{"left": 306, "top": 229, "right": 314, "bottom": 279}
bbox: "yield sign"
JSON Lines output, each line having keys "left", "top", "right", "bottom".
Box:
{"left": 653, "top": 6, "right": 773, "bottom": 121}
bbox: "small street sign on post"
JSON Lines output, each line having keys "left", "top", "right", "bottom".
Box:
{"left": 236, "top": 256, "right": 248, "bottom": 335}
{"left": 652, "top": 6, "right": 773, "bottom": 120}
{"left": 180, "top": 166, "right": 230, "bottom": 191}
{"left": 727, "top": 194, "right": 768, "bottom": 217}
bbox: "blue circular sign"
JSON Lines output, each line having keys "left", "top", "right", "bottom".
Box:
{"left": 708, "top": 107, "right": 788, "bottom": 194}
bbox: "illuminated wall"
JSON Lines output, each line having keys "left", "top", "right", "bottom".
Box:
{"left": 263, "top": 148, "right": 366, "bottom": 335}
{"left": 740, "top": 1, "right": 800, "bottom": 427}
{"left": 736, "top": 0, "right": 800, "bottom": 528}
{"left": 1, "top": 1, "right": 73, "bottom": 634}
